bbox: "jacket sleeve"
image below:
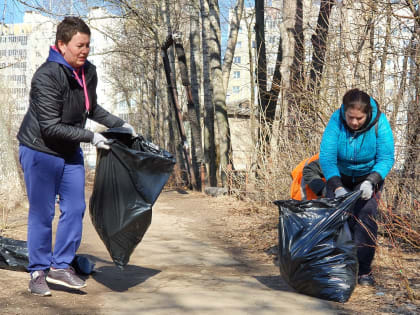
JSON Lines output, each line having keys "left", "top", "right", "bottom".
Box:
{"left": 88, "top": 74, "right": 125, "bottom": 128}
{"left": 302, "top": 160, "right": 325, "bottom": 196}
{"left": 371, "top": 113, "right": 395, "bottom": 180}
{"left": 32, "top": 68, "right": 94, "bottom": 143}
{"left": 320, "top": 110, "right": 342, "bottom": 180}
{"left": 89, "top": 104, "right": 125, "bottom": 128}
{"left": 319, "top": 110, "right": 344, "bottom": 191}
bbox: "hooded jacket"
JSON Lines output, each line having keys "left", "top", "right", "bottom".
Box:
{"left": 17, "top": 46, "right": 124, "bottom": 158}
{"left": 319, "top": 97, "right": 395, "bottom": 191}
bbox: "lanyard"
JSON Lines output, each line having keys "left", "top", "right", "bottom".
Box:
{"left": 73, "top": 68, "right": 90, "bottom": 112}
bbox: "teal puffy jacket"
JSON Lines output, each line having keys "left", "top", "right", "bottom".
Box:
{"left": 320, "top": 98, "right": 395, "bottom": 187}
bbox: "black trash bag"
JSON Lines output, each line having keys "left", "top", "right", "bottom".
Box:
{"left": 0, "top": 236, "right": 95, "bottom": 275}
{"left": 90, "top": 127, "right": 176, "bottom": 268}
{"left": 71, "top": 255, "right": 96, "bottom": 275}
{"left": 0, "top": 236, "right": 28, "bottom": 271}
{"left": 274, "top": 191, "right": 361, "bottom": 303}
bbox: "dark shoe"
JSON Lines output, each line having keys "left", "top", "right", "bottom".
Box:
{"left": 46, "top": 267, "right": 86, "bottom": 289}
{"left": 358, "top": 273, "right": 375, "bottom": 286}
{"left": 28, "top": 270, "right": 51, "bottom": 296}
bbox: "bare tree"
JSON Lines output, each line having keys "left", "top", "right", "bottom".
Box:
{"left": 200, "top": 0, "right": 217, "bottom": 186}
{"left": 207, "top": 0, "right": 233, "bottom": 185}
{"left": 308, "top": 0, "right": 335, "bottom": 94}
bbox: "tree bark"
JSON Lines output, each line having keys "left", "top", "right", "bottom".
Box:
{"left": 189, "top": 0, "right": 205, "bottom": 188}
{"left": 244, "top": 10, "right": 257, "bottom": 146}
{"left": 255, "top": 0, "right": 268, "bottom": 123}
{"left": 290, "top": 0, "right": 304, "bottom": 93}
{"left": 308, "top": 0, "right": 334, "bottom": 93}
{"left": 207, "top": 0, "right": 232, "bottom": 186}
{"left": 222, "top": 0, "right": 245, "bottom": 93}
{"left": 163, "top": 0, "right": 187, "bottom": 182}
{"left": 378, "top": 3, "right": 392, "bottom": 104}
{"left": 200, "top": 0, "right": 217, "bottom": 186}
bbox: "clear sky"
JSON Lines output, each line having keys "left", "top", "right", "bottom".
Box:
{"left": 0, "top": 0, "right": 26, "bottom": 23}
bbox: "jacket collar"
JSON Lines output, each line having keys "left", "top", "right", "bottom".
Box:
{"left": 47, "top": 46, "right": 94, "bottom": 84}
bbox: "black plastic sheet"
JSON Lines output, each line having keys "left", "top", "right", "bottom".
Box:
{"left": 90, "top": 128, "right": 176, "bottom": 267}
{"left": 0, "top": 236, "right": 94, "bottom": 274}
{"left": 0, "top": 236, "right": 28, "bottom": 271}
{"left": 274, "top": 191, "right": 361, "bottom": 303}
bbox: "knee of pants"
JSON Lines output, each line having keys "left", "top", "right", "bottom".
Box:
{"left": 60, "top": 199, "right": 86, "bottom": 218}
{"left": 353, "top": 216, "right": 378, "bottom": 245}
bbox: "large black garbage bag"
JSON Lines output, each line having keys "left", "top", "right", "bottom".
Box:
{"left": 274, "top": 191, "right": 361, "bottom": 303}
{"left": 0, "top": 236, "right": 95, "bottom": 274}
{"left": 0, "top": 236, "right": 28, "bottom": 271}
{"left": 90, "top": 127, "right": 176, "bottom": 267}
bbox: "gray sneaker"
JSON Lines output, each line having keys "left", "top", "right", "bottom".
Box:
{"left": 28, "top": 270, "right": 51, "bottom": 296}
{"left": 46, "top": 267, "right": 86, "bottom": 289}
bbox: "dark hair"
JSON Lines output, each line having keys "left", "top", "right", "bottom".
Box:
{"left": 55, "top": 16, "right": 90, "bottom": 47}
{"left": 342, "top": 88, "right": 372, "bottom": 114}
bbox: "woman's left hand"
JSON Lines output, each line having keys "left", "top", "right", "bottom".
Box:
{"left": 360, "top": 180, "right": 373, "bottom": 200}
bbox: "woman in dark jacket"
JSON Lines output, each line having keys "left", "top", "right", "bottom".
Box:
{"left": 17, "top": 17, "right": 135, "bottom": 296}
{"left": 320, "top": 88, "right": 395, "bottom": 286}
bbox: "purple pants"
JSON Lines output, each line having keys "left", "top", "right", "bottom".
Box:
{"left": 19, "top": 145, "right": 85, "bottom": 272}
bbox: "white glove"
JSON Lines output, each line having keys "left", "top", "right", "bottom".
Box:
{"left": 360, "top": 180, "right": 373, "bottom": 200}
{"left": 122, "top": 122, "right": 137, "bottom": 137}
{"left": 91, "top": 132, "right": 110, "bottom": 150}
{"left": 334, "top": 187, "right": 348, "bottom": 198}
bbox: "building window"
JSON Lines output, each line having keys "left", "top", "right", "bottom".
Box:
{"left": 252, "top": 41, "right": 256, "bottom": 48}
{"left": 233, "top": 71, "right": 240, "bottom": 79}
{"left": 232, "top": 86, "right": 240, "bottom": 93}
{"left": 237, "top": 41, "right": 242, "bottom": 48}
{"left": 233, "top": 56, "right": 241, "bottom": 64}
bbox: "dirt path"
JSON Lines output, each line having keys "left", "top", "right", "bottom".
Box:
{"left": 1, "top": 189, "right": 338, "bottom": 315}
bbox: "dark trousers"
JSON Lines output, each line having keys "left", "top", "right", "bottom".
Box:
{"left": 327, "top": 182, "right": 382, "bottom": 275}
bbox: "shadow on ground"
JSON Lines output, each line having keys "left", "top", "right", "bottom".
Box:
{"left": 92, "top": 264, "right": 161, "bottom": 292}
{"left": 254, "top": 275, "right": 291, "bottom": 291}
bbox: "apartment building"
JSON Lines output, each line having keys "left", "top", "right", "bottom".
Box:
{"left": 225, "top": 3, "right": 283, "bottom": 170}
{"left": 0, "top": 8, "right": 123, "bottom": 167}
{"left": 0, "top": 11, "right": 55, "bottom": 112}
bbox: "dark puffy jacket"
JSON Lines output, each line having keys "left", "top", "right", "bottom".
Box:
{"left": 17, "top": 47, "right": 124, "bottom": 158}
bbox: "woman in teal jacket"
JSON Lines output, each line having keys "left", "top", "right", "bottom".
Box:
{"left": 320, "top": 88, "right": 394, "bottom": 286}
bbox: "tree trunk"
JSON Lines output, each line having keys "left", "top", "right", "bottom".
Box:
{"left": 189, "top": 0, "right": 205, "bottom": 188}
{"left": 207, "top": 0, "right": 232, "bottom": 186}
{"left": 163, "top": 0, "right": 187, "bottom": 183}
{"left": 290, "top": 0, "right": 304, "bottom": 93}
{"left": 390, "top": 46, "right": 409, "bottom": 129}
{"left": 393, "top": 10, "right": 420, "bottom": 209}
{"left": 244, "top": 11, "right": 257, "bottom": 146}
{"left": 222, "top": 0, "right": 245, "bottom": 93}
{"left": 378, "top": 3, "right": 392, "bottom": 104}
{"left": 200, "top": 0, "right": 217, "bottom": 186}
{"left": 308, "top": 0, "right": 334, "bottom": 93}
{"left": 255, "top": 0, "right": 268, "bottom": 124}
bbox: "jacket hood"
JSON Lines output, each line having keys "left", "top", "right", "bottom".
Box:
{"left": 47, "top": 46, "right": 90, "bottom": 71}
{"left": 340, "top": 97, "right": 380, "bottom": 135}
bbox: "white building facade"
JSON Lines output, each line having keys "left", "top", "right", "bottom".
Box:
{"left": 0, "top": 9, "right": 123, "bottom": 167}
